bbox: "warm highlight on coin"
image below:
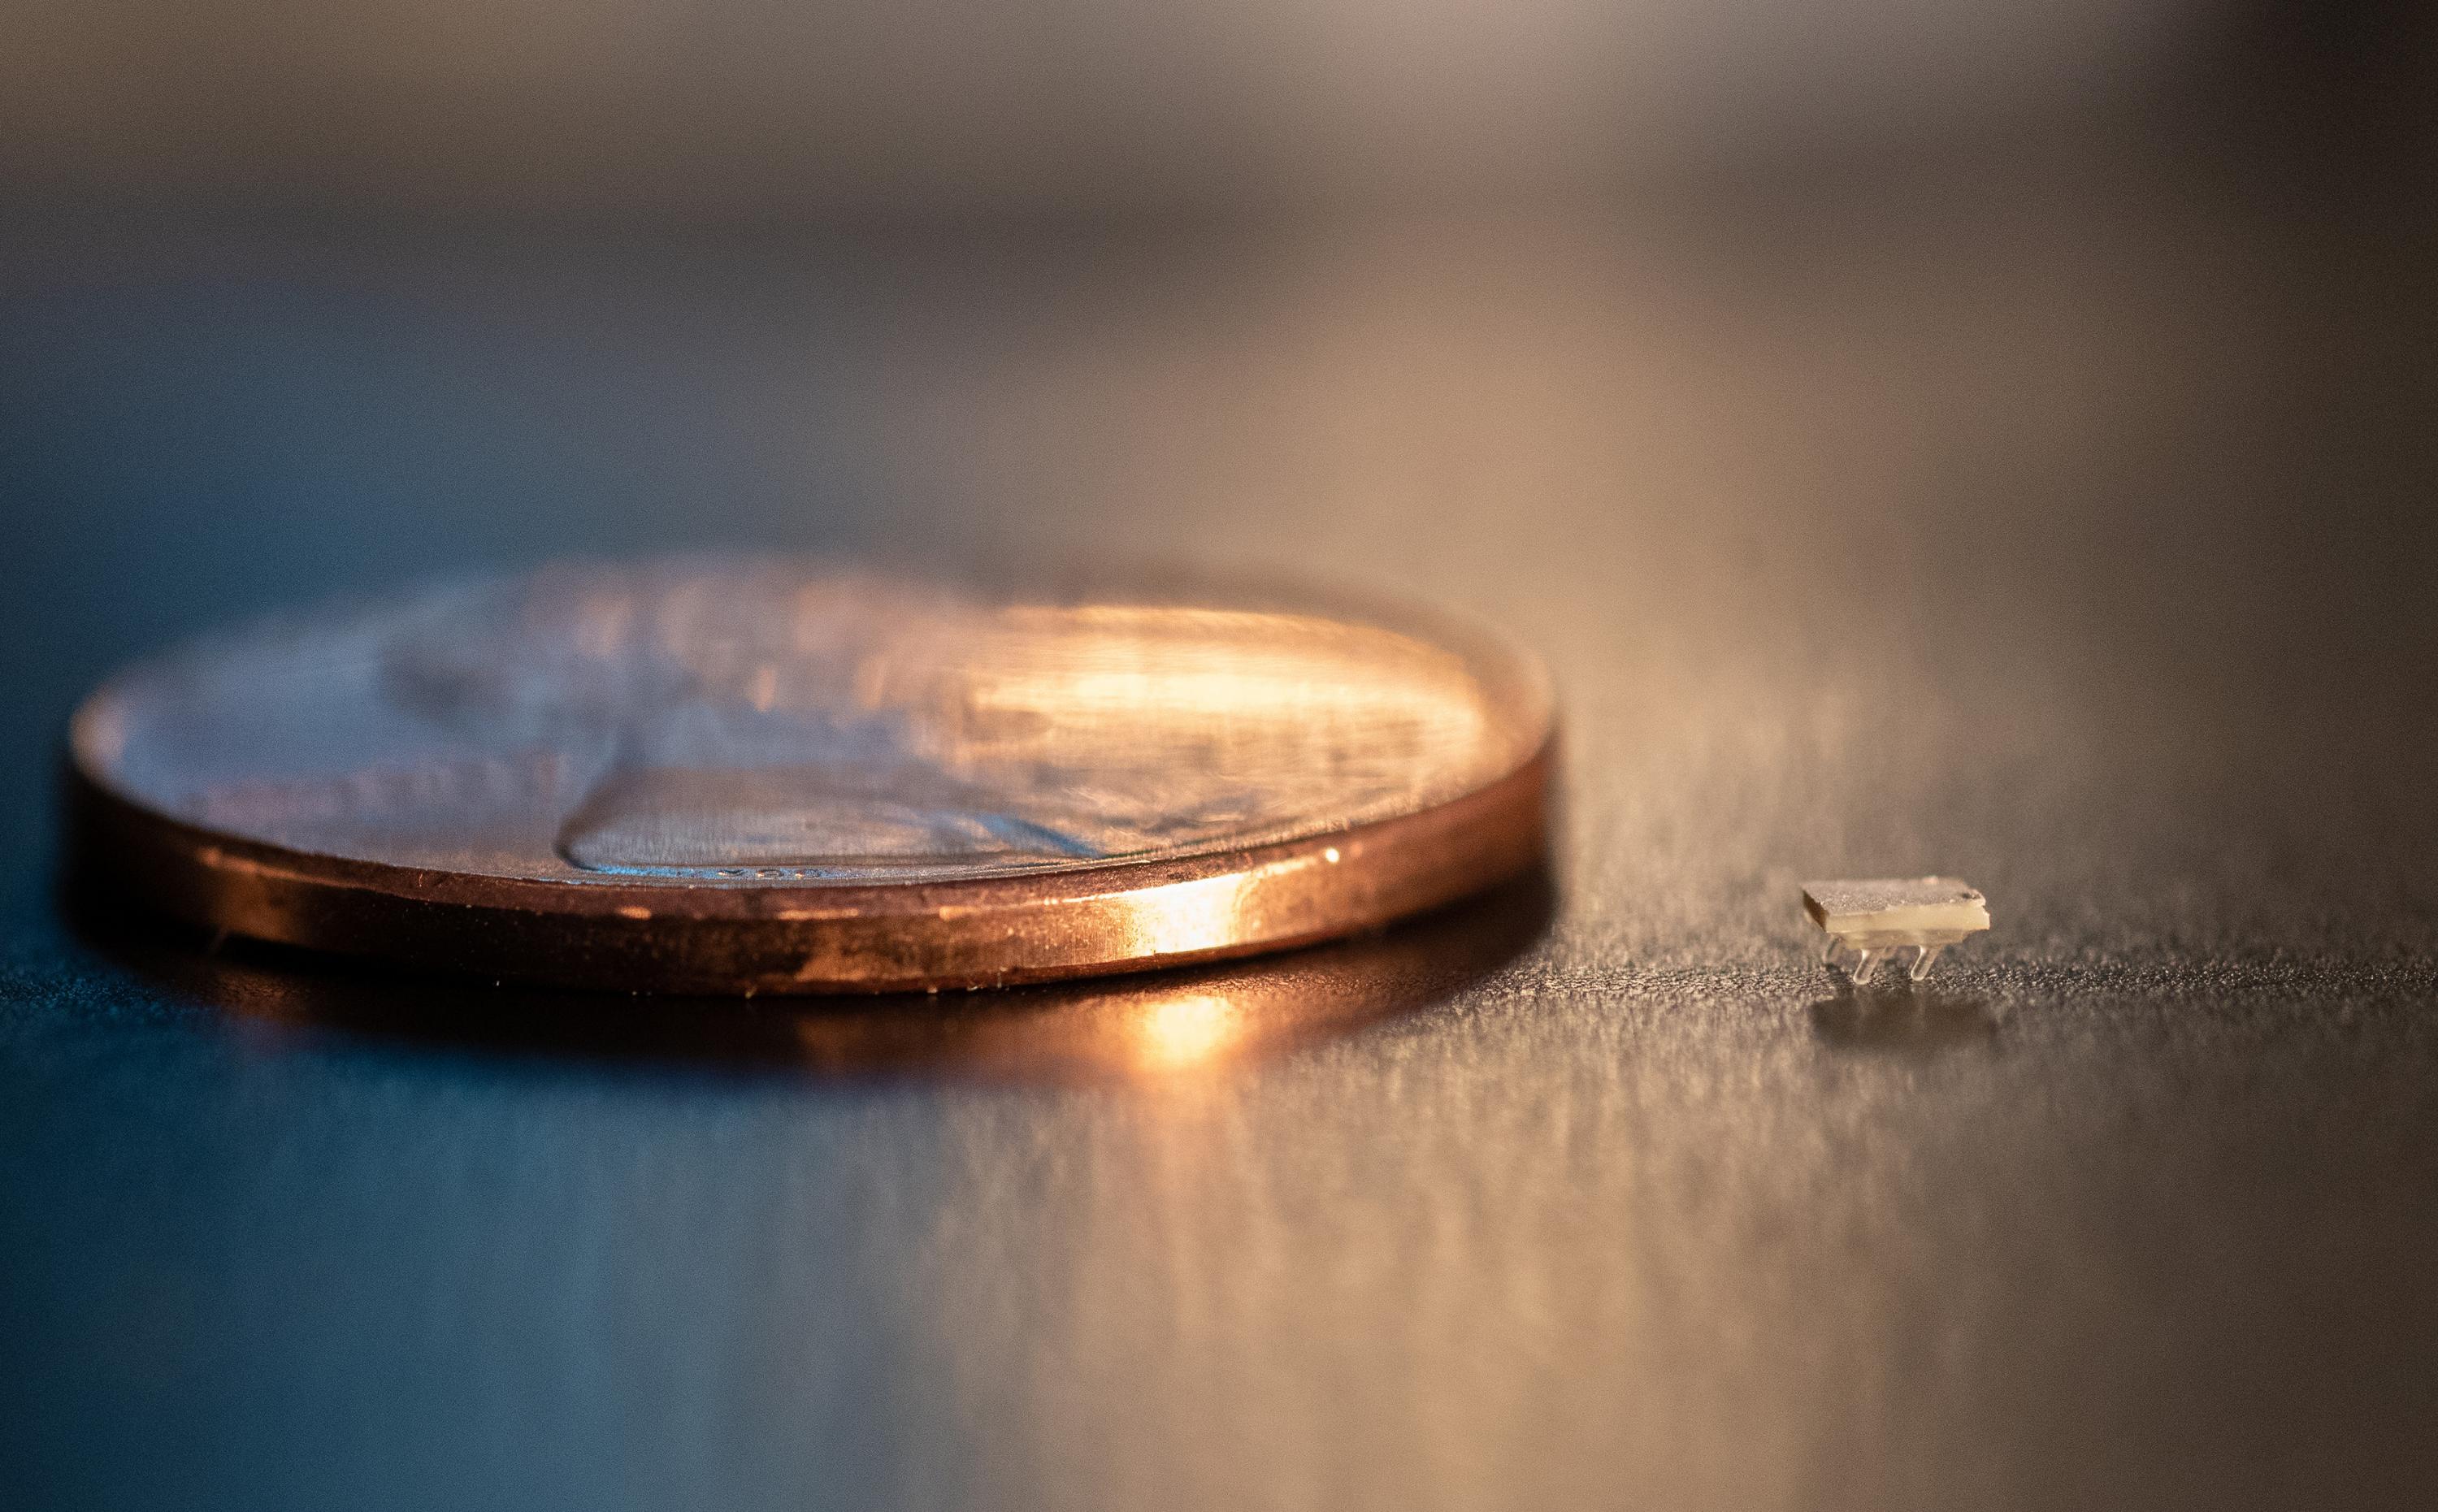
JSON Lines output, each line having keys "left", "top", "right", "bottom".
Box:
{"left": 69, "top": 559, "right": 1554, "bottom": 993}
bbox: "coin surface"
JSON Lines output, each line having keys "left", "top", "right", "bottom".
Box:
{"left": 69, "top": 558, "right": 1554, "bottom": 992}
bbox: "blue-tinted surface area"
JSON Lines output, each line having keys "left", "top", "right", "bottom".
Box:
{"left": 3, "top": 188, "right": 2436, "bottom": 1510}
{"left": 0, "top": 238, "right": 907, "bottom": 1510}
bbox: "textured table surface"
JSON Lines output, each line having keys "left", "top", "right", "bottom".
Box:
{"left": 4, "top": 148, "right": 2435, "bottom": 1508}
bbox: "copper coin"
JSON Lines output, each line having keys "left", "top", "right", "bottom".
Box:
{"left": 68, "top": 558, "right": 1554, "bottom": 993}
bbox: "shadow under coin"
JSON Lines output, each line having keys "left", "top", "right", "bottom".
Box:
{"left": 1810, "top": 986, "right": 1999, "bottom": 1059}
{"left": 64, "top": 869, "right": 1555, "bottom": 1085}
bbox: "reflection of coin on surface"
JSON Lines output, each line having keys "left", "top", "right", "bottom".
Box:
{"left": 69, "top": 558, "right": 1554, "bottom": 994}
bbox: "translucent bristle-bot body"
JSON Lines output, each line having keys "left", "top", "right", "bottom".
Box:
{"left": 1804, "top": 877, "right": 1989, "bottom": 985}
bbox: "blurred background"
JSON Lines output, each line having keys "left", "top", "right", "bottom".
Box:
{"left": 0, "top": 0, "right": 2426, "bottom": 219}
{"left": 4, "top": 2, "right": 2436, "bottom": 1509}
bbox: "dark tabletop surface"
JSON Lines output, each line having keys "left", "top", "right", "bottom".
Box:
{"left": 4, "top": 126, "right": 2436, "bottom": 1509}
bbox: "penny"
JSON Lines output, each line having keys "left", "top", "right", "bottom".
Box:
{"left": 68, "top": 558, "right": 1554, "bottom": 993}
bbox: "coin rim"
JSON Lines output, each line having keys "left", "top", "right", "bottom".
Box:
{"left": 67, "top": 739, "right": 1552, "bottom": 994}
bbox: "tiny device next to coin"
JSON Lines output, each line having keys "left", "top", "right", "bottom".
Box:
{"left": 70, "top": 558, "right": 1553, "bottom": 994}
{"left": 1803, "top": 877, "right": 1989, "bottom": 984}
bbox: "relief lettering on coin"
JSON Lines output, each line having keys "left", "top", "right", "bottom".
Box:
{"left": 367, "top": 561, "right": 1525, "bottom": 882}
